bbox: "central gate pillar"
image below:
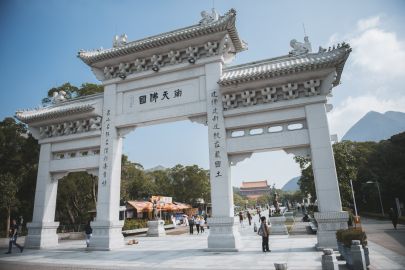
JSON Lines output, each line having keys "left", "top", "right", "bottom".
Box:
{"left": 90, "top": 84, "right": 124, "bottom": 250}
{"left": 305, "top": 103, "right": 349, "bottom": 250}
{"left": 205, "top": 61, "right": 240, "bottom": 251}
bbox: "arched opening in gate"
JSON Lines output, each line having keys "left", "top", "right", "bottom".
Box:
{"left": 121, "top": 120, "right": 209, "bottom": 234}
{"left": 55, "top": 171, "right": 98, "bottom": 239}
{"left": 231, "top": 150, "right": 302, "bottom": 229}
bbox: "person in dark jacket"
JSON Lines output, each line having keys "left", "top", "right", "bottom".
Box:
{"left": 6, "top": 219, "right": 23, "bottom": 254}
{"left": 85, "top": 220, "right": 93, "bottom": 247}
{"left": 188, "top": 216, "right": 195, "bottom": 234}
{"left": 258, "top": 216, "right": 271, "bottom": 252}
{"left": 247, "top": 211, "right": 252, "bottom": 226}
{"left": 389, "top": 208, "right": 399, "bottom": 230}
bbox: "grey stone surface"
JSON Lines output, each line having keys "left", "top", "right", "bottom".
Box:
{"left": 1, "top": 214, "right": 405, "bottom": 270}
{"left": 321, "top": 248, "right": 338, "bottom": 270}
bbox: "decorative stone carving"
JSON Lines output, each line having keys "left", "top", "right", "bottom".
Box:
{"left": 304, "top": 79, "right": 321, "bottom": 96}
{"left": 261, "top": 87, "right": 277, "bottom": 103}
{"left": 204, "top": 41, "right": 218, "bottom": 56}
{"left": 168, "top": 50, "right": 180, "bottom": 64}
{"left": 101, "top": 42, "right": 221, "bottom": 79}
{"left": 134, "top": 58, "right": 146, "bottom": 71}
{"left": 222, "top": 93, "right": 237, "bottom": 109}
{"left": 151, "top": 54, "right": 163, "bottom": 71}
{"left": 104, "top": 66, "right": 115, "bottom": 79}
{"left": 188, "top": 116, "right": 208, "bottom": 126}
{"left": 113, "top": 34, "right": 128, "bottom": 48}
{"left": 241, "top": 90, "right": 257, "bottom": 106}
{"left": 39, "top": 116, "right": 102, "bottom": 139}
{"left": 118, "top": 62, "right": 131, "bottom": 78}
{"left": 282, "top": 83, "right": 299, "bottom": 99}
{"left": 186, "top": 46, "right": 199, "bottom": 63}
{"left": 52, "top": 91, "right": 67, "bottom": 104}
{"left": 89, "top": 116, "right": 102, "bottom": 131}
{"left": 222, "top": 80, "right": 322, "bottom": 110}
{"left": 229, "top": 153, "right": 253, "bottom": 166}
{"left": 289, "top": 36, "right": 312, "bottom": 56}
{"left": 199, "top": 8, "right": 219, "bottom": 25}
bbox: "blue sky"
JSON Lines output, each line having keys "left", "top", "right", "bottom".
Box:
{"left": 1, "top": 0, "right": 404, "bottom": 188}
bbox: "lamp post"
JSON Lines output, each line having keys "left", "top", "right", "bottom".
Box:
{"left": 366, "top": 181, "right": 384, "bottom": 216}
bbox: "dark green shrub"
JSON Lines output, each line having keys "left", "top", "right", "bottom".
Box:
{"left": 341, "top": 229, "right": 367, "bottom": 247}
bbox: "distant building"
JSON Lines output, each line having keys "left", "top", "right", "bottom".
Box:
{"left": 240, "top": 180, "right": 271, "bottom": 199}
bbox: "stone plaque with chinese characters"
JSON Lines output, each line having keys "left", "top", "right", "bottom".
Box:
{"left": 123, "top": 79, "right": 200, "bottom": 113}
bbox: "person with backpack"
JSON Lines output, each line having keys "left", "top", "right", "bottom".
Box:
{"left": 258, "top": 216, "right": 270, "bottom": 252}
{"left": 6, "top": 219, "right": 23, "bottom": 254}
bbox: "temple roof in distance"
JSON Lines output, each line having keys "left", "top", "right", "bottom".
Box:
{"left": 77, "top": 9, "right": 246, "bottom": 66}
{"left": 240, "top": 180, "right": 270, "bottom": 189}
{"left": 219, "top": 43, "right": 351, "bottom": 87}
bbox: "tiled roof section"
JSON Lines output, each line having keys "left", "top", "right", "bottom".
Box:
{"left": 15, "top": 103, "right": 95, "bottom": 124}
{"left": 241, "top": 180, "right": 269, "bottom": 189}
{"left": 78, "top": 9, "right": 246, "bottom": 66}
{"left": 219, "top": 43, "right": 351, "bottom": 86}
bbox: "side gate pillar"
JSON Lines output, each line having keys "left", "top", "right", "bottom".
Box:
{"left": 305, "top": 102, "right": 348, "bottom": 250}
{"left": 25, "top": 143, "right": 60, "bottom": 248}
{"left": 205, "top": 61, "right": 240, "bottom": 251}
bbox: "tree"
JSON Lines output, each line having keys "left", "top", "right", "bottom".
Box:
{"left": 56, "top": 172, "right": 98, "bottom": 228}
{"left": 42, "top": 83, "right": 103, "bottom": 105}
{"left": 0, "top": 173, "right": 21, "bottom": 237}
{"left": 0, "top": 117, "right": 39, "bottom": 236}
{"left": 168, "top": 165, "right": 210, "bottom": 205}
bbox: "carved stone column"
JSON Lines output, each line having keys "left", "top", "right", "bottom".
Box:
{"left": 305, "top": 103, "right": 348, "bottom": 250}
{"left": 205, "top": 61, "right": 240, "bottom": 251}
{"left": 25, "top": 143, "right": 60, "bottom": 249}
{"left": 90, "top": 83, "right": 125, "bottom": 250}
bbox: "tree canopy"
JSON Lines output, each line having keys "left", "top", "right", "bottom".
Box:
{"left": 42, "top": 82, "right": 103, "bottom": 105}
{"left": 294, "top": 133, "right": 405, "bottom": 214}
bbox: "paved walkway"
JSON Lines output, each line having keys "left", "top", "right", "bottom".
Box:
{"left": 0, "top": 213, "right": 404, "bottom": 270}
{"left": 360, "top": 216, "right": 405, "bottom": 256}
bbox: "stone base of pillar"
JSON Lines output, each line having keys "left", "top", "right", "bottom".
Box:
{"left": 206, "top": 217, "right": 240, "bottom": 252}
{"left": 25, "top": 221, "right": 59, "bottom": 249}
{"left": 89, "top": 220, "right": 124, "bottom": 250}
{"left": 147, "top": 220, "right": 166, "bottom": 237}
{"left": 269, "top": 216, "right": 288, "bottom": 235}
{"left": 315, "top": 211, "right": 349, "bottom": 250}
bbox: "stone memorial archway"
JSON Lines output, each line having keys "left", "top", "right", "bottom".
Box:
{"left": 16, "top": 9, "right": 351, "bottom": 251}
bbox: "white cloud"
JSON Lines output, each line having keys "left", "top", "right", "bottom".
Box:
{"left": 357, "top": 16, "right": 380, "bottom": 32}
{"left": 350, "top": 28, "right": 405, "bottom": 77}
{"left": 327, "top": 15, "right": 405, "bottom": 78}
{"left": 328, "top": 95, "right": 405, "bottom": 139}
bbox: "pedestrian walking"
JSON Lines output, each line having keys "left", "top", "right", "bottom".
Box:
{"left": 257, "top": 216, "right": 270, "bottom": 252}
{"left": 239, "top": 211, "right": 244, "bottom": 227}
{"left": 171, "top": 214, "right": 176, "bottom": 228}
{"left": 85, "top": 220, "right": 93, "bottom": 247}
{"left": 188, "top": 216, "right": 195, "bottom": 234}
{"left": 389, "top": 208, "right": 399, "bottom": 229}
{"left": 247, "top": 211, "right": 252, "bottom": 226}
{"left": 199, "top": 217, "right": 205, "bottom": 233}
{"left": 195, "top": 216, "right": 201, "bottom": 234}
{"left": 6, "top": 219, "right": 23, "bottom": 254}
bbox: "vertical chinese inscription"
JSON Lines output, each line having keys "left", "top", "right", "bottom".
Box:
{"left": 210, "top": 90, "right": 223, "bottom": 178}
{"left": 101, "top": 109, "right": 111, "bottom": 186}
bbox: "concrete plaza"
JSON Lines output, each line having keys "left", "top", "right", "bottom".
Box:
{"left": 1, "top": 214, "right": 404, "bottom": 270}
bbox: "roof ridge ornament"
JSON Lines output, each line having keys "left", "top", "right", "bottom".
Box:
{"left": 289, "top": 36, "right": 312, "bottom": 56}
{"left": 113, "top": 34, "right": 128, "bottom": 48}
{"left": 199, "top": 8, "right": 220, "bottom": 25}
{"left": 52, "top": 91, "right": 67, "bottom": 104}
